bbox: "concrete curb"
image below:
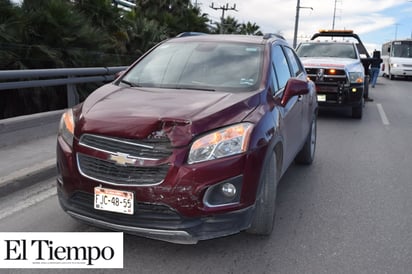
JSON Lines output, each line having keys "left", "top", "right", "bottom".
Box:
{"left": 0, "top": 110, "right": 62, "bottom": 196}
{"left": 0, "top": 110, "right": 63, "bottom": 148}
{"left": 0, "top": 158, "right": 56, "bottom": 197}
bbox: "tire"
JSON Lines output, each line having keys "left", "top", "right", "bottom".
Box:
{"left": 363, "top": 76, "right": 369, "bottom": 99}
{"left": 352, "top": 101, "right": 363, "bottom": 119}
{"left": 295, "top": 116, "right": 317, "bottom": 165}
{"left": 247, "top": 152, "right": 277, "bottom": 235}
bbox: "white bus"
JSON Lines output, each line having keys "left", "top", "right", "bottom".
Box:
{"left": 381, "top": 40, "right": 412, "bottom": 80}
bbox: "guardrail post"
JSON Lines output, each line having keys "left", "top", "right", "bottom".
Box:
{"left": 67, "top": 76, "right": 79, "bottom": 107}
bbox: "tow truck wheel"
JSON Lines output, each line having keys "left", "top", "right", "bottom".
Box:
{"left": 363, "top": 76, "right": 369, "bottom": 99}
{"left": 352, "top": 101, "right": 363, "bottom": 119}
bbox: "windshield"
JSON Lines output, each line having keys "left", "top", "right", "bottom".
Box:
{"left": 392, "top": 41, "right": 412, "bottom": 58}
{"left": 121, "top": 41, "right": 264, "bottom": 92}
{"left": 296, "top": 43, "right": 357, "bottom": 59}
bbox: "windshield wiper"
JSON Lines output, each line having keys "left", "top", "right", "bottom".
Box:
{"left": 185, "top": 87, "right": 216, "bottom": 91}
{"left": 172, "top": 86, "right": 216, "bottom": 91}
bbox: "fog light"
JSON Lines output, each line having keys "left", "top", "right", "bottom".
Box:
{"left": 203, "top": 175, "right": 243, "bottom": 207}
{"left": 221, "top": 183, "right": 237, "bottom": 197}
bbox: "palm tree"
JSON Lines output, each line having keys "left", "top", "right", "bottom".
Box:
{"left": 165, "top": 4, "right": 210, "bottom": 36}
{"left": 16, "top": 0, "right": 110, "bottom": 68}
{"left": 137, "top": 0, "right": 209, "bottom": 38}
{"left": 212, "top": 16, "right": 241, "bottom": 34}
{"left": 122, "top": 10, "right": 167, "bottom": 57}
{"left": 240, "top": 22, "right": 263, "bottom": 36}
{"left": 72, "top": 0, "right": 130, "bottom": 63}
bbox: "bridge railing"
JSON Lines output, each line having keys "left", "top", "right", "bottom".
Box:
{"left": 0, "top": 66, "right": 128, "bottom": 107}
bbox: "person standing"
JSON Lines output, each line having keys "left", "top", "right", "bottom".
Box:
{"left": 370, "top": 50, "right": 383, "bottom": 88}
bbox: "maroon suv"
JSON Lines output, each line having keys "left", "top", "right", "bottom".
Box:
{"left": 57, "top": 34, "right": 318, "bottom": 244}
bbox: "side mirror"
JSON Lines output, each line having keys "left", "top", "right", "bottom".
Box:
{"left": 281, "top": 78, "right": 309, "bottom": 106}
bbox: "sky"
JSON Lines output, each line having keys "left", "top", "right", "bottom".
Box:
{"left": 196, "top": 0, "right": 412, "bottom": 53}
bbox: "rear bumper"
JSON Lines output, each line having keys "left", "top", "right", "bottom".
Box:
{"left": 57, "top": 183, "right": 254, "bottom": 244}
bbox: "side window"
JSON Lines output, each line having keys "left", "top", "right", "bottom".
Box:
{"left": 272, "top": 45, "right": 292, "bottom": 90}
{"left": 284, "top": 46, "right": 303, "bottom": 76}
{"left": 270, "top": 65, "right": 279, "bottom": 93}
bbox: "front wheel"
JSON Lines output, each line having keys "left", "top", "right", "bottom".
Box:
{"left": 352, "top": 101, "right": 363, "bottom": 119}
{"left": 363, "top": 76, "right": 369, "bottom": 99}
{"left": 247, "top": 152, "right": 277, "bottom": 235}
{"left": 389, "top": 70, "right": 395, "bottom": 80}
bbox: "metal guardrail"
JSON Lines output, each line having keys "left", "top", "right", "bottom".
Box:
{"left": 0, "top": 66, "right": 128, "bottom": 107}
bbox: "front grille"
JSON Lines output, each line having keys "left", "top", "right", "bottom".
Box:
{"left": 316, "top": 85, "right": 338, "bottom": 93}
{"left": 77, "top": 153, "right": 169, "bottom": 185}
{"left": 79, "top": 134, "right": 172, "bottom": 160}
{"left": 306, "top": 68, "right": 347, "bottom": 84}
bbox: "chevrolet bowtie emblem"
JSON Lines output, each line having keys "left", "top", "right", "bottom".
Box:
{"left": 109, "top": 152, "right": 137, "bottom": 166}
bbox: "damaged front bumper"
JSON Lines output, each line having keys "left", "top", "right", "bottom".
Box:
{"left": 57, "top": 184, "right": 254, "bottom": 244}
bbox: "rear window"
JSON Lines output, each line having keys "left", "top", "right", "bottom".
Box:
{"left": 123, "top": 41, "right": 264, "bottom": 92}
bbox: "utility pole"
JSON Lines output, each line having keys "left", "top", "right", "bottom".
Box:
{"left": 210, "top": 2, "right": 237, "bottom": 34}
{"left": 332, "top": 0, "right": 337, "bottom": 30}
{"left": 394, "top": 23, "right": 400, "bottom": 40}
{"left": 332, "top": 0, "right": 342, "bottom": 30}
{"left": 293, "top": 0, "right": 313, "bottom": 48}
{"left": 409, "top": 1, "right": 412, "bottom": 39}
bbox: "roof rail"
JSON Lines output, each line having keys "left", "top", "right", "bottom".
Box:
{"left": 263, "top": 33, "right": 285, "bottom": 40}
{"left": 176, "top": 32, "right": 207, "bottom": 38}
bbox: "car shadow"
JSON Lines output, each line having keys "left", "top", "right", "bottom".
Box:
{"left": 317, "top": 107, "right": 354, "bottom": 120}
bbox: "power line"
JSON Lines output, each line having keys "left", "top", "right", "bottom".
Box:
{"left": 210, "top": 2, "right": 238, "bottom": 34}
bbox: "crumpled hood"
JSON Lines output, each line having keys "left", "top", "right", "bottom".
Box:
{"left": 77, "top": 84, "right": 260, "bottom": 146}
{"left": 300, "top": 57, "right": 364, "bottom": 72}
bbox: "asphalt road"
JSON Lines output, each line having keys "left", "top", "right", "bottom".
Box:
{"left": 0, "top": 77, "right": 411, "bottom": 274}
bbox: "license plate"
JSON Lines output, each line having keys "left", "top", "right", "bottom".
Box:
{"left": 94, "top": 187, "right": 134, "bottom": 215}
{"left": 317, "top": 94, "right": 326, "bottom": 102}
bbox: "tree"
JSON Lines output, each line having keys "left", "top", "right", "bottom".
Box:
{"left": 0, "top": 0, "right": 25, "bottom": 69}
{"left": 240, "top": 22, "right": 263, "bottom": 36}
{"left": 17, "top": 0, "right": 115, "bottom": 68}
{"left": 211, "top": 16, "right": 240, "bottom": 34}
{"left": 136, "top": 0, "right": 210, "bottom": 37}
{"left": 0, "top": 0, "right": 264, "bottom": 118}
{"left": 122, "top": 9, "right": 167, "bottom": 57}
{"left": 71, "top": 0, "right": 133, "bottom": 65}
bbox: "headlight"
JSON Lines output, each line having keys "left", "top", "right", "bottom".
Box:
{"left": 188, "top": 123, "right": 253, "bottom": 164}
{"left": 58, "top": 109, "right": 74, "bottom": 147}
{"left": 390, "top": 63, "right": 399, "bottom": 68}
{"left": 348, "top": 72, "right": 364, "bottom": 84}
